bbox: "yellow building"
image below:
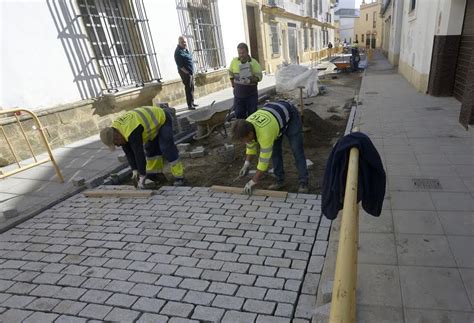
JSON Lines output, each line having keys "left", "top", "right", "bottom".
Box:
{"left": 354, "top": 0, "right": 383, "bottom": 48}
{"left": 242, "top": 0, "right": 337, "bottom": 73}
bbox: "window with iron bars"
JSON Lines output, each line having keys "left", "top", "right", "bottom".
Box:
{"left": 304, "top": 28, "right": 309, "bottom": 51}
{"left": 77, "top": 0, "right": 161, "bottom": 93}
{"left": 270, "top": 23, "right": 280, "bottom": 55}
{"left": 176, "top": 0, "right": 226, "bottom": 73}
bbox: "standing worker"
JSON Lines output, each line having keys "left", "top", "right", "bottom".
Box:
{"left": 232, "top": 100, "right": 309, "bottom": 195}
{"left": 229, "top": 43, "right": 263, "bottom": 119}
{"left": 100, "top": 106, "right": 185, "bottom": 188}
{"left": 174, "top": 36, "right": 198, "bottom": 110}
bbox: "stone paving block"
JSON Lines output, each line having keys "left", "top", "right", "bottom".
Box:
{"left": 157, "top": 287, "right": 187, "bottom": 301}
{"left": 208, "top": 282, "right": 238, "bottom": 295}
{"left": 156, "top": 275, "right": 182, "bottom": 288}
{"left": 81, "top": 277, "right": 111, "bottom": 289}
{"left": 1, "top": 294, "right": 36, "bottom": 308}
{"left": 33, "top": 273, "right": 63, "bottom": 284}
{"left": 258, "top": 248, "right": 284, "bottom": 258}
{"left": 277, "top": 268, "right": 305, "bottom": 280}
{"left": 53, "top": 300, "right": 87, "bottom": 315}
{"left": 213, "top": 252, "right": 239, "bottom": 262}
{"left": 255, "top": 276, "right": 285, "bottom": 289}
{"left": 12, "top": 271, "right": 40, "bottom": 283}
{"left": 151, "top": 264, "right": 178, "bottom": 275}
{"left": 0, "top": 309, "right": 33, "bottom": 322}
{"left": 236, "top": 285, "right": 267, "bottom": 300}
{"left": 55, "top": 287, "right": 87, "bottom": 300}
{"left": 105, "top": 269, "right": 134, "bottom": 281}
{"left": 80, "top": 289, "right": 112, "bottom": 303}
{"left": 160, "top": 301, "right": 194, "bottom": 317}
{"left": 295, "top": 294, "right": 317, "bottom": 318}
{"left": 221, "top": 310, "right": 257, "bottom": 322}
{"left": 6, "top": 282, "right": 36, "bottom": 294}
{"left": 55, "top": 315, "right": 87, "bottom": 323}
{"left": 275, "top": 303, "right": 294, "bottom": 317}
{"left": 105, "top": 293, "right": 137, "bottom": 307}
{"left": 29, "top": 284, "right": 62, "bottom": 297}
{"left": 58, "top": 275, "right": 87, "bottom": 287}
{"left": 129, "top": 283, "right": 161, "bottom": 297}
{"left": 168, "top": 318, "right": 199, "bottom": 323}
{"left": 312, "top": 241, "right": 328, "bottom": 256}
{"left": 26, "top": 297, "right": 60, "bottom": 311}
{"left": 132, "top": 297, "right": 165, "bottom": 313}
{"left": 104, "top": 308, "right": 140, "bottom": 322}
{"left": 179, "top": 278, "right": 210, "bottom": 291}
{"left": 196, "top": 259, "right": 224, "bottom": 270}
{"left": 136, "top": 313, "right": 169, "bottom": 322}
{"left": 249, "top": 265, "right": 277, "bottom": 277}
{"left": 175, "top": 266, "right": 203, "bottom": 278}
{"left": 265, "top": 289, "right": 298, "bottom": 304}
{"left": 243, "top": 298, "right": 276, "bottom": 314}
{"left": 183, "top": 290, "right": 216, "bottom": 306}
{"left": 191, "top": 305, "right": 225, "bottom": 322}
{"left": 227, "top": 273, "right": 256, "bottom": 285}
{"left": 301, "top": 273, "right": 321, "bottom": 295}
{"left": 78, "top": 303, "right": 113, "bottom": 320}
{"left": 284, "top": 279, "right": 301, "bottom": 291}
{"left": 23, "top": 312, "right": 59, "bottom": 323}
{"left": 265, "top": 257, "right": 291, "bottom": 268}
{"left": 201, "top": 270, "right": 229, "bottom": 282}
{"left": 221, "top": 262, "right": 249, "bottom": 273}
{"left": 104, "top": 280, "right": 135, "bottom": 293}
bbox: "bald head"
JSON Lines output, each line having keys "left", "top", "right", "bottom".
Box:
{"left": 178, "top": 36, "right": 187, "bottom": 48}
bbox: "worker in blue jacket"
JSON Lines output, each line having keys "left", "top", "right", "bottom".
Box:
{"left": 174, "top": 36, "right": 199, "bottom": 110}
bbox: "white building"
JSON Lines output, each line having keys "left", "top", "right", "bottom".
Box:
{"left": 381, "top": 0, "right": 473, "bottom": 128}
{"left": 333, "top": 0, "right": 359, "bottom": 44}
{"left": 0, "top": 0, "right": 246, "bottom": 111}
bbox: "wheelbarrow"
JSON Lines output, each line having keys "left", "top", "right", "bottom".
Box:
{"left": 186, "top": 101, "right": 231, "bottom": 140}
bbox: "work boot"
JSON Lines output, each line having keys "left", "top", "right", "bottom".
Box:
{"left": 192, "top": 103, "right": 199, "bottom": 107}
{"left": 173, "top": 178, "right": 185, "bottom": 186}
{"left": 187, "top": 106, "right": 196, "bottom": 110}
{"left": 298, "top": 183, "right": 309, "bottom": 193}
{"left": 268, "top": 182, "right": 285, "bottom": 190}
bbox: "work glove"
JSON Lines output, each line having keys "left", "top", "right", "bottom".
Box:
{"left": 239, "top": 160, "right": 251, "bottom": 177}
{"left": 132, "top": 170, "right": 139, "bottom": 187}
{"left": 137, "top": 176, "right": 154, "bottom": 189}
{"left": 243, "top": 179, "right": 256, "bottom": 196}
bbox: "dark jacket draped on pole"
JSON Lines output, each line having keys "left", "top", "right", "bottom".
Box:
{"left": 321, "top": 132, "right": 386, "bottom": 220}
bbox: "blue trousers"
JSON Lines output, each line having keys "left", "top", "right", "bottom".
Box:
{"left": 272, "top": 104, "right": 309, "bottom": 185}
{"left": 234, "top": 93, "right": 258, "bottom": 119}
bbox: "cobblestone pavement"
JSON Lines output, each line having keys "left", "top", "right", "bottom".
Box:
{"left": 0, "top": 186, "right": 329, "bottom": 322}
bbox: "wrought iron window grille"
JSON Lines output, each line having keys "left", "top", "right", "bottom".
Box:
{"left": 77, "top": 0, "right": 161, "bottom": 93}
{"left": 176, "top": 0, "right": 226, "bottom": 73}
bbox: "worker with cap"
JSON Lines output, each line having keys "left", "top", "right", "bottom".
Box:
{"left": 231, "top": 100, "right": 309, "bottom": 195}
{"left": 228, "top": 42, "right": 263, "bottom": 119}
{"left": 100, "top": 106, "right": 184, "bottom": 189}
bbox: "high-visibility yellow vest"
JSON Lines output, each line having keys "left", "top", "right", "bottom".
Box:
{"left": 228, "top": 57, "right": 263, "bottom": 83}
{"left": 112, "top": 106, "right": 166, "bottom": 143}
{"left": 246, "top": 109, "right": 280, "bottom": 171}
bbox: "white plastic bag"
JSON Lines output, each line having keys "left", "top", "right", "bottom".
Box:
{"left": 275, "top": 64, "right": 319, "bottom": 98}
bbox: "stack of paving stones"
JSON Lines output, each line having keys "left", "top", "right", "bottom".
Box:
{"left": 0, "top": 186, "right": 331, "bottom": 322}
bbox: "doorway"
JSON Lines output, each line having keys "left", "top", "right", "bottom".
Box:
{"left": 288, "top": 23, "right": 298, "bottom": 64}
{"left": 246, "top": 5, "right": 260, "bottom": 62}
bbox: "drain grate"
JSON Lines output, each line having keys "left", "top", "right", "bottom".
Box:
{"left": 412, "top": 178, "right": 442, "bottom": 190}
{"left": 425, "top": 107, "right": 443, "bottom": 111}
{"left": 366, "top": 91, "right": 379, "bottom": 94}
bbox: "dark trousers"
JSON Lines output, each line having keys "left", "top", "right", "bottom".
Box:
{"left": 178, "top": 70, "right": 195, "bottom": 108}
{"left": 234, "top": 93, "right": 258, "bottom": 119}
{"left": 144, "top": 111, "right": 179, "bottom": 163}
{"left": 272, "top": 105, "right": 309, "bottom": 185}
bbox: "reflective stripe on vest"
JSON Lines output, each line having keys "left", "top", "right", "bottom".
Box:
{"left": 261, "top": 101, "right": 291, "bottom": 133}
{"left": 134, "top": 107, "right": 160, "bottom": 142}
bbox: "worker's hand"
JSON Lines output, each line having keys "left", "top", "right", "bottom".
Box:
{"left": 243, "top": 179, "right": 256, "bottom": 195}
{"left": 137, "top": 176, "right": 154, "bottom": 189}
{"left": 131, "top": 170, "right": 139, "bottom": 181}
{"left": 239, "top": 160, "right": 251, "bottom": 177}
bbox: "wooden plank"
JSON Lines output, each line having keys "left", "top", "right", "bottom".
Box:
{"left": 83, "top": 189, "right": 153, "bottom": 198}
{"left": 211, "top": 185, "right": 288, "bottom": 198}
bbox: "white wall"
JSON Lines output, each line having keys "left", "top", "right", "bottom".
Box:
{"left": 0, "top": 1, "right": 83, "bottom": 110}
{"left": 399, "top": 0, "right": 439, "bottom": 75}
{"left": 0, "top": 0, "right": 246, "bottom": 111}
{"left": 436, "top": 0, "right": 466, "bottom": 35}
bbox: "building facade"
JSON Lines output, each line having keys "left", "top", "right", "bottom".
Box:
{"left": 354, "top": 0, "right": 383, "bottom": 48}
{"left": 243, "top": 0, "right": 336, "bottom": 73}
{"left": 380, "top": 0, "right": 473, "bottom": 128}
{"left": 0, "top": 0, "right": 246, "bottom": 164}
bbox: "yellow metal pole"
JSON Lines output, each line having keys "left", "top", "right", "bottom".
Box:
{"left": 329, "top": 147, "right": 360, "bottom": 323}
{"left": 15, "top": 114, "right": 38, "bottom": 162}
{"left": 0, "top": 125, "right": 21, "bottom": 168}
{"left": 28, "top": 111, "right": 64, "bottom": 183}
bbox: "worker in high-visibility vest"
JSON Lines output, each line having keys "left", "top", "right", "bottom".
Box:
{"left": 100, "top": 106, "right": 184, "bottom": 188}
{"left": 228, "top": 42, "right": 263, "bottom": 119}
{"left": 232, "top": 100, "right": 309, "bottom": 195}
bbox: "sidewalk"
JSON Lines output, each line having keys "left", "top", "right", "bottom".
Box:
{"left": 0, "top": 76, "right": 277, "bottom": 232}
{"left": 352, "top": 51, "right": 473, "bottom": 321}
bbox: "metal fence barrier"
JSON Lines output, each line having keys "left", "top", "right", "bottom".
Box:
{"left": 0, "top": 109, "right": 64, "bottom": 183}
{"left": 329, "top": 145, "right": 360, "bottom": 322}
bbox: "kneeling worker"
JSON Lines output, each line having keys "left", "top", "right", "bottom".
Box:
{"left": 232, "top": 100, "right": 309, "bottom": 195}
{"left": 100, "top": 106, "right": 184, "bottom": 189}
